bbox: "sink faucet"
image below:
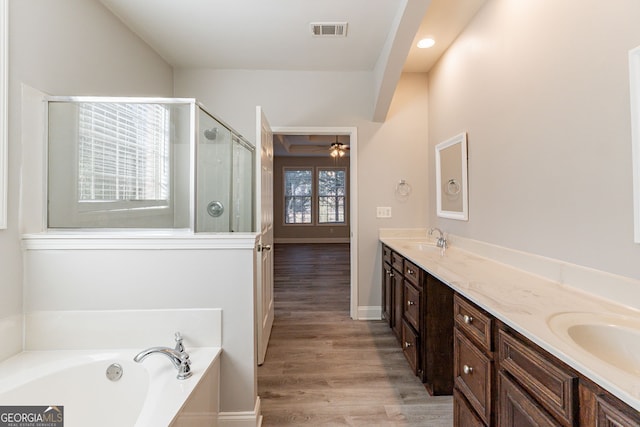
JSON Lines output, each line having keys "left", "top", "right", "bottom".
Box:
{"left": 134, "top": 332, "right": 192, "bottom": 379}
{"left": 429, "top": 227, "right": 448, "bottom": 250}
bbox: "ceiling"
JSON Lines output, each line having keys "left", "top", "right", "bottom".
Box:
{"left": 98, "top": 0, "right": 486, "bottom": 156}
{"left": 99, "top": 0, "right": 485, "bottom": 73}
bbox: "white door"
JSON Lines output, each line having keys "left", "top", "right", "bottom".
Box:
{"left": 256, "top": 106, "right": 274, "bottom": 365}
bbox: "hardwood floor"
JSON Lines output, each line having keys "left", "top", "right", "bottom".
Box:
{"left": 258, "top": 243, "right": 453, "bottom": 426}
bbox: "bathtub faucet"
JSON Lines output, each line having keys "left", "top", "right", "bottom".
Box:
{"left": 134, "top": 333, "right": 192, "bottom": 380}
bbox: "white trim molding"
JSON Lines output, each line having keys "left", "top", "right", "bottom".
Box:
{"left": 357, "top": 306, "right": 382, "bottom": 321}
{"left": 0, "top": 0, "right": 8, "bottom": 229}
{"left": 218, "top": 397, "right": 262, "bottom": 427}
{"left": 271, "top": 126, "right": 359, "bottom": 320}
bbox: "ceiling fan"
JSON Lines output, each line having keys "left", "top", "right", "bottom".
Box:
{"left": 329, "top": 137, "right": 349, "bottom": 158}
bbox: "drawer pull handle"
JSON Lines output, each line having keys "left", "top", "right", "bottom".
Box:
{"left": 463, "top": 365, "right": 473, "bottom": 375}
{"left": 407, "top": 268, "right": 414, "bottom": 275}
{"left": 407, "top": 300, "right": 416, "bottom": 306}
{"left": 404, "top": 342, "right": 412, "bottom": 348}
{"left": 389, "top": 271, "right": 394, "bottom": 277}
{"left": 463, "top": 314, "right": 473, "bottom": 324}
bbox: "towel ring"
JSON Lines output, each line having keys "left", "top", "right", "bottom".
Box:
{"left": 446, "top": 179, "right": 461, "bottom": 195}
{"left": 396, "top": 180, "right": 412, "bottom": 197}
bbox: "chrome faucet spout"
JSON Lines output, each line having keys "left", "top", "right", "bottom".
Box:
{"left": 428, "top": 227, "right": 448, "bottom": 250}
{"left": 134, "top": 346, "right": 192, "bottom": 379}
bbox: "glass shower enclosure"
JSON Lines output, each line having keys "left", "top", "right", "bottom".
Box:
{"left": 47, "top": 97, "right": 255, "bottom": 232}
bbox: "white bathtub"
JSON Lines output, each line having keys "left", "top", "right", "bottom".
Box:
{"left": 0, "top": 347, "right": 221, "bottom": 427}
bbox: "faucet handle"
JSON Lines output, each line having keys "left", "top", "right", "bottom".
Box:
{"left": 177, "top": 352, "right": 192, "bottom": 380}
{"left": 174, "top": 331, "right": 185, "bottom": 353}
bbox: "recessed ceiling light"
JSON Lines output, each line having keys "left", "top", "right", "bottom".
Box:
{"left": 417, "top": 38, "right": 435, "bottom": 49}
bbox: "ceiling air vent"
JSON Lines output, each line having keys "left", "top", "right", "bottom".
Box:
{"left": 310, "top": 22, "right": 348, "bottom": 37}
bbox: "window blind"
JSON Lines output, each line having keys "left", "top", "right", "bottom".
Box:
{"left": 78, "top": 103, "right": 170, "bottom": 202}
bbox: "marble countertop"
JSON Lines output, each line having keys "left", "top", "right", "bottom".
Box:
{"left": 380, "top": 235, "right": 640, "bottom": 412}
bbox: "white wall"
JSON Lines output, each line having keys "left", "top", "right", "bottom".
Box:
{"left": 428, "top": 0, "right": 640, "bottom": 280}
{"left": 0, "top": 0, "right": 172, "bottom": 361}
{"left": 175, "top": 70, "right": 430, "bottom": 309}
{"left": 22, "top": 237, "right": 258, "bottom": 416}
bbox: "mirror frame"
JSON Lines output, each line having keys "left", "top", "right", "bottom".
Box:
{"left": 0, "top": 0, "right": 7, "bottom": 229}
{"left": 435, "top": 132, "right": 468, "bottom": 221}
{"left": 630, "top": 45, "right": 640, "bottom": 243}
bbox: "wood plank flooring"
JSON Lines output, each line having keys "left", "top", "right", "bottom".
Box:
{"left": 258, "top": 243, "right": 453, "bottom": 426}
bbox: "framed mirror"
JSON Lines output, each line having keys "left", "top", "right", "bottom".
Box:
{"left": 435, "top": 132, "right": 468, "bottom": 221}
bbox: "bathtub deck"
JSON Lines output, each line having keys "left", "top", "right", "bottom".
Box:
{"left": 258, "top": 243, "right": 453, "bottom": 426}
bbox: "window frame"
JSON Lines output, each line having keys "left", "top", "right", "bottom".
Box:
{"left": 283, "top": 167, "right": 314, "bottom": 225}
{"left": 317, "top": 167, "right": 347, "bottom": 225}
{"left": 282, "top": 165, "right": 348, "bottom": 227}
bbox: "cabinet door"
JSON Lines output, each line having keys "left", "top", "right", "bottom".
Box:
{"left": 454, "top": 328, "right": 492, "bottom": 425}
{"left": 454, "top": 388, "right": 485, "bottom": 427}
{"left": 403, "top": 281, "right": 420, "bottom": 331}
{"left": 499, "top": 372, "right": 561, "bottom": 427}
{"left": 382, "top": 262, "right": 393, "bottom": 325}
{"left": 402, "top": 319, "right": 419, "bottom": 375}
{"left": 597, "top": 396, "right": 640, "bottom": 427}
{"left": 391, "top": 270, "right": 403, "bottom": 341}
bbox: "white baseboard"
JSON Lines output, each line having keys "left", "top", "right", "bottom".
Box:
{"left": 218, "top": 397, "right": 261, "bottom": 427}
{"left": 274, "top": 237, "right": 350, "bottom": 244}
{"left": 357, "top": 306, "right": 382, "bottom": 320}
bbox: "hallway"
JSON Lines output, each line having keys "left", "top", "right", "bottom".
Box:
{"left": 258, "top": 243, "right": 453, "bottom": 426}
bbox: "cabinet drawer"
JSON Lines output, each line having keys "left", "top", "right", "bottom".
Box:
{"left": 454, "top": 388, "right": 485, "bottom": 427}
{"left": 404, "top": 259, "right": 420, "bottom": 286}
{"left": 454, "top": 328, "right": 492, "bottom": 425}
{"left": 454, "top": 294, "right": 493, "bottom": 353}
{"left": 498, "top": 330, "right": 577, "bottom": 426}
{"left": 391, "top": 251, "right": 404, "bottom": 273}
{"left": 403, "top": 281, "right": 421, "bottom": 331}
{"left": 499, "top": 372, "right": 561, "bottom": 426}
{"left": 383, "top": 244, "right": 392, "bottom": 264}
{"left": 402, "top": 320, "right": 419, "bottom": 375}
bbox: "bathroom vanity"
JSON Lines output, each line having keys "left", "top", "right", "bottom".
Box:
{"left": 380, "top": 235, "right": 640, "bottom": 426}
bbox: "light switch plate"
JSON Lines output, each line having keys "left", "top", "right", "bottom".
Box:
{"left": 376, "top": 207, "right": 392, "bottom": 218}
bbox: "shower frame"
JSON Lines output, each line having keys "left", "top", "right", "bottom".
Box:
{"left": 45, "top": 96, "right": 255, "bottom": 232}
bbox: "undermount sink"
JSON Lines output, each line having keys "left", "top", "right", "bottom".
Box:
{"left": 548, "top": 312, "right": 640, "bottom": 375}
{"left": 400, "top": 241, "right": 440, "bottom": 252}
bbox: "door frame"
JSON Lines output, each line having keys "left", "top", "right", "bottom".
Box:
{"left": 271, "top": 126, "right": 358, "bottom": 319}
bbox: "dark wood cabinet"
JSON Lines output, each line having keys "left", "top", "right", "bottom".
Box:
{"left": 383, "top": 243, "right": 640, "bottom": 426}
{"left": 497, "top": 329, "right": 577, "bottom": 426}
{"left": 380, "top": 244, "right": 453, "bottom": 396}
{"left": 382, "top": 246, "right": 392, "bottom": 324}
{"left": 453, "top": 294, "right": 495, "bottom": 426}
{"left": 382, "top": 245, "right": 404, "bottom": 342}
{"left": 455, "top": 388, "right": 485, "bottom": 427}
{"left": 498, "top": 371, "right": 561, "bottom": 426}
{"left": 423, "top": 274, "right": 454, "bottom": 395}
{"left": 579, "top": 381, "right": 640, "bottom": 427}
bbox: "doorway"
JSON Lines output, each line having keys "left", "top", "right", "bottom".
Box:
{"left": 271, "top": 126, "right": 358, "bottom": 319}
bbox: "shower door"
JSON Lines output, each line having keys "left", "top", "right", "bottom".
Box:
{"left": 196, "top": 111, "right": 232, "bottom": 232}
